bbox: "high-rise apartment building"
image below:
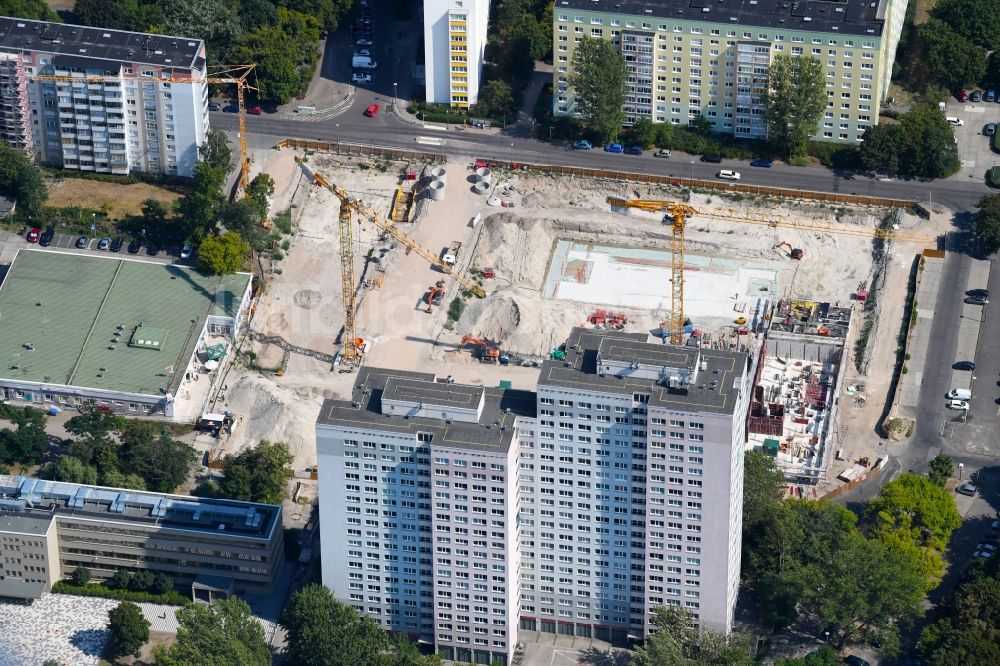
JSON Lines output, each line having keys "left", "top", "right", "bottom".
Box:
{"left": 0, "top": 17, "right": 209, "bottom": 177}
{"left": 552, "top": 0, "right": 910, "bottom": 143}
{"left": 317, "top": 328, "right": 761, "bottom": 663}
{"left": 423, "top": 0, "right": 491, "bottom": 108}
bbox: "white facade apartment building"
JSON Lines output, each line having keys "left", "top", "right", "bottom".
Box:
{"left": 0, "top": 17, "right": 209, "bottom": 177}
{"left": 317, "top": 329, "right": 760, "bottom": 663}
{"left": 552, "top": 0, "right": 910, "bottom": 143}
{"left": 317, "top": 367, "right": 535, "bottom": 666}
{"left": 423, "top": 0, "right": 491, "bottom": 108}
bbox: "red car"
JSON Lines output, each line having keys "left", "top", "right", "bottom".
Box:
{"left": 364, "top": 103, "right": 380, "bottom": 117}
{"left": 247, "top": 105, "right": 262, "bottom": 115}
{"left": 955, "top": 89, "right": 969, "bottom": 103}
{"left": 26, "top": 227, "right": 41, "bottom": 243}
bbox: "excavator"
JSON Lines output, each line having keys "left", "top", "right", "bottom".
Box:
{"left": 460, "top": 335, "right": 502, "bottom": 363}
{"left": 775, "top": 241, "right": 805, "bottom": 260}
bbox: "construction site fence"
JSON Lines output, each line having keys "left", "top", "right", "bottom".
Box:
{"left": 474, "top": 158, "right": 918, "bottom": 210}
{"left": 275, "top": 138, "right": 446, "bottom": 164}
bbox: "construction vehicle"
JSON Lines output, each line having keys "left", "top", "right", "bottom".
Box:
{"left": 588, "top": 309, "right": 629, "bottom": 328}
{"left": 461, "top": 335, "right": 501, "bottom": 363}
{"left": 425, "top": 281, "right": 446, "bottom": 313}
{"left": 442, "top": 241, "right": 462, "bottom": 266}
{"left": 607, "top": 195, "right": 940, "bottom": 346}
{"left": 32, "top": 65, "right": 258, "bottom": 193}
{"left": 775, "top": 241, "right": 805, "bottom": 260}
{"left": 295, "top": 157, "right": 485, "bottom": 364}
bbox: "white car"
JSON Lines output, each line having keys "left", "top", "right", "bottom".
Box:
{"left": 947, "top": 400, "right": 969, "bottom": 410}
{"left": 977, "top": 543, "right": 998, "bottom": 551}
{"left": 352, "top": 72, "right": 372, "bottom": 85}
{"left": 353, "top": 49, "right": 370, "bottom": 57}
{"left": 974, "top": 550, "right": 993, "bottom": 558}
{"left": 356, "top": 37, "right": 373, "bottom": 47}
{"left": 717, "top": 169, "right": 741, "bottom": 180}
{"left": 947, "top": 116, "right": 965, "bottom": 126}
{"left": 180, "top": 243, "right": 192, "bottom": 259}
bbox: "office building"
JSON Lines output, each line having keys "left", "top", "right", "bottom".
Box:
{"left": 0, "top": 250, "right": 252, "bottom": 418}
{"left": 317, "top": 328, "right": 761, "bottom": 662}
{"left": 0, "top": 475, "right": 283, "bottom": 601}
{"left": 423, "top": 0, "right": 491, "bottom": 107}
{"left": 552, "top": 0, "right": 910, "bottom": 143}
{"left": 0, "top": 16, "right": 209, "bottom": 176}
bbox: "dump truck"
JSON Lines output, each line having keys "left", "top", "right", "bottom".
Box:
{"left": 442, "top": 241, "right": 462, "bottom": 266}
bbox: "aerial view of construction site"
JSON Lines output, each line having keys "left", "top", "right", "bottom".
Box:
{"left": 196, "top": 139, "right": 951, "bottom": 501}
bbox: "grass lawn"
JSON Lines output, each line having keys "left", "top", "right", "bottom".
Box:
{"left": 45, "top": 178, "right": 183, "bottom": 221}
{"left": 913, "top": 0, "right": 938, "bottom": 24}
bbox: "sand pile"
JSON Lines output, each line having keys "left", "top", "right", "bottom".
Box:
{"left": 457, "top": 294, "right": 521, "bottom": 343}
{"left": 477, "top": 212, "right": 554, "bottom": 289}
{"left": 218, "top": 373, "right": 332, "bottom": 467}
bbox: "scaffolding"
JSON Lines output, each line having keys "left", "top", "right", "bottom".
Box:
{"left": 0, "top": 53, "right": 31, "bottom": 151}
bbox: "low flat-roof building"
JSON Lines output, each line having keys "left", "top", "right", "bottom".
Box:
{"left": 0, "top": 475, "right": 283, "bottom": 601}
{"left": 0, "top": 250, "right": 252, "bottom": 418}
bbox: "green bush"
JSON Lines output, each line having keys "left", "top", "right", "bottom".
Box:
{"left": 805, "top": 141, "right": 863, "bottom": 169}
{"left": 447, "top": 298, "right": 466, "bottom": 322}
{"left": 53, "top": 580, "right": 189, "bottom": 606}
{"left": 988, "top": 166, "right": 1000, "bottom": 188}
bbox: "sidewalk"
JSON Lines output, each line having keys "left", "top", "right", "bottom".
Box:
{"left": 896, "top": 253, "right": 944, "bottom": 416}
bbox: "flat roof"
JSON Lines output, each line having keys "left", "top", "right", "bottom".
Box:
{"left": 0, "top": 475, "right": 280, "bottom": 540}
{"left": 383, "top": 376, "right": 484, "bottom": 410}
{"left": 317, "top": 367, "right": 538, "bottom": 453}
{"left": 0, "top": 16, "right": 205, "bottom": 70}
{"left": 558, "top": 0, "right": 886, "bottom": 37}
{"left": 0, "top": 250, "right": 250, "bottom": 397}
{"left": 540, "top": 327, "right": 748, "bottom": 414}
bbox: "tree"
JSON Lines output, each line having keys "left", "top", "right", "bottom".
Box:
{"left": 983, "top": 52, "right": 1000, "bottom": 92}
{"left": 222, "top": 198, "right": 267, "bottom": 244}
{"left": 175, "top": 160, "right": 227, "bottom": 241}
{"left": 110, "top": 569, "right": 133, "bottom": 590}
{"left": 654, "top": 122, "right": 674, "bottom": 149}
{"left": 764, "top": 54, "right": 826, "bottom": 158}
{"left": 246, "top": 173, "right": 275, "bottom": 214}
{"left": 569, "top": 37, "right": 628, "bottom": 143}
{"left": 974, "top": 194, "right": 1000, "bottom": 255}
{"left": 631, "top": 606, "right": 755, "bottom": 666}
{"left": 154, "top": 596, "right": 270, "bottom": 666}
{"left": 0, "top": 143, "right": 48, "bottom": 217}
{"left": 51, "top": 455, "right": 98, "bottom": 485}
{"left": 865, "top": 473, "right": 961, "bottom": 552}
{"left": 129, "top": 569, "right": 155, "bottom": 592}
{"left": 0, "top": 0, "right": 59, "bottom": 21}
{"left": 101, "top": 469, "right": 148, "bottom": 491}
{"left": 743, "top": 451, "right": 786, "bottom": 528}
{"left": 219, "top": 440, "right": 294, "bottom": 504}
{"left": 197, "top": 231, "right": 249, "bottom": 275}
{"left": 70, "top": 566, "right": 91, "bottom": 586}
{"left": 281, "top": 584, "right": 389, "bottom": 666}
{"left": 932, "top": 0, "right": 1000, "bottom": 51}
{"left": 920, "top": 19, "right": 987, "bottom": 91}
{"left": 141, "top": 198, "right": 168, "bottom": 226}
{"left": 628, "top": 119, "right": 657, "bottom": 148}
{"left": 774, "top": 646, "right": 840, "bottom": 666}
{"left": 150, "top": 572, "right": 175, "bottom": 595}
{"left": 928, "top": 454, "right": 955, "bottom": 487}
{"left": 278, "top": 0, "right": 353, "bottom": 31}
{"left": 200, "top": 130, "right": 233, "bottom": 174}
{"left": 889, "top": 104, "right": 960, "bottom": 178}
{"left": 859, "top": 123, "right": 901, "bottom": 175}
{"left": 0, "top": 406, "right": 49, "bottom": 465}
{"left": 65, "top": 406, "right": 125, "bottom": 471}
{"left": 119, "top": 422, "right": 198, "bottom": 493}
{"left": 235, "top": 9, "right": 321, "bottom": 104}
{"left": 475, "top": 80, "right": 516, "bottom": 119}
{"left": 72, "top": 0, "right": 162, "bottom": 32}
{"left": 919, "top": 570, "right": 1000, "bottom": 664}
{"left": 109, "top": 601, "right": 151, "bottom": 658}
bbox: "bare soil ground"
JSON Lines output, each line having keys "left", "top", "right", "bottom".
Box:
{"left": 45, "top": 0, "right": 75, "bottom": 10}
{"left": 45, "top": 178, "right": 183, "bottom": 220}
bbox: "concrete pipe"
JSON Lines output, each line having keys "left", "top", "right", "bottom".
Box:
{"left": 428, "top": 179, "right": 446, "bottom": 201}
{"left": 472, "top": 180, "right": 490, "bottom": 195}
{"left": 430, "top": 166, "right": 447, "bottom": 182}
{"left": 475, "top": 167, "right": 493, "bottom": 181}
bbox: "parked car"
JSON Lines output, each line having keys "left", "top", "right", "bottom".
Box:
{"left": 947, "top": 400, "right": 969, "bottom": 410}
{"left": 947, "top": 116, "right": 965, "bottom": 126}
{"left": 624, "top": 145, "right": 644, "bottom": 155}
{"left": 717, "top": 169, "right": 741, "bottom": 180}
{"left": 955, "top": 89, "right": 969, "bottom": 102}
{"left": 750, "top": 159, "right": 773, "bottom": 168}
{"left": 844, "top": 656, "right": 871, "bottom": 666}
{"left": 110, "top": 237, "right": 124, "bottom": 252}
{"left": 985, "top": 123, "right": 997, "bottom": 137}
{"left": 974, "top": 550, "right": 993, "bottom": 558}
{"left": 127, "top": 238, "right": 142, "bottom": 254}
{"left": 977, "top": 543, "right": 998, "bottom": 551}
{"left": 968, "top": 289, "right": 990, "bottom": 298}
{"left": 352, "top": 72, "right": 372, "bottom": 85}
{"left": 988, "top": 90, "right": 998, "bottom": 103}
{"left": 953, "top": 361, "right": 976, "bottom": 371}
{"left": 571, "top": 139, "right": 592, "bottom": 150}
{"left": 965, "top": 294, "right": 989, "bottom": 304}
{"left": 700, "top": 154, "right": 723, "bottom": 163}
{"left": 75, "top": 235, "right": 89, "bottom": 248}
{"left": 97, "top": 237, "right": 111, "bottom": 251}
{"left": 355, "top": 37, "right": 374, "bottom": 46}
{"left": 970, "top": 90, "right": 983, "bottom": 102}
{"left": 222, "top": 103, "right": 239, "bottom": 113}
{"left": 604, "top": 143, "right": 624, "bottom": 153}
{"left": 180, "top": 243, "right": 192, "bottom": 259}
{"left": 26, "top": 227, "right": 40, "bottom": 243}
{"left": 955, "top": 482, "right": 978, "bottom": 496}
{"left": 39, "top": 228, "right": 54, "bottom": 246}
{"left": 364, "top": 103, "right": 380, "bottom": 117}
{"left": 353, "top": 49, "right": 371, "bottom": 57}
{"left": 246, "top": 105, "right": 262, "bottom": 115}
{"left": 146, "top": 243, "right": 160, "bottom": 256}
{"left": 208, "top": 101, "right": 221, "bottom": 111}
{"left": 654, "top": 149, "right": 671, "bottom": 158}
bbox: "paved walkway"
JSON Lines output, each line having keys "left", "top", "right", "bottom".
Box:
{"left": 0, "top": 594, "right": 118, "bottom": 666}
{"left": 897, "top": 254, "right": 944, "bottom": 415}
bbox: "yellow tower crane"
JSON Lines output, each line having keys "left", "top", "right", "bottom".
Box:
{"left": 31, "top": 64, "right": 258, "bottom": 193}
{"left": 295, "top": 157, "right": 486, "bottom": 365}
{"left": 606, "top": 195, "right": 940, "bottom": 345}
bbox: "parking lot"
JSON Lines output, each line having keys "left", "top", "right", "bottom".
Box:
{"left": 944, "top": 93, "right": 1000, "bottom": 182}
{"left": 0, "top": 226, "right": 185, "bottom": 267}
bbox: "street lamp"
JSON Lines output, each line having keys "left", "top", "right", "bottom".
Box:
{"left": 509, "top": 142, "right": 514, "bottom": 165}
{"left": 689, "top": 160, "right": 695, "bottom": 187}
{"left": 824, "top": 631, "right": 830, "bottom": 644}
{"left": 393, "top": 82, "right": 398, "bottom": 109}
{"left": 335, "top": 123, "right": 340, "bottom": 151}
{"left": 549, "top": 126, "right": 554, "bottom": 142}
{"left": 958, "top": 462, "right": 964, "bottom": 480}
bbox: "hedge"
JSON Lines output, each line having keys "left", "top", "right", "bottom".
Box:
{"left": 988, "top": 166, "right": 1000, "bottom": 188}
{"left": 52, "top": 580, "right": 190, "bottom": 606}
